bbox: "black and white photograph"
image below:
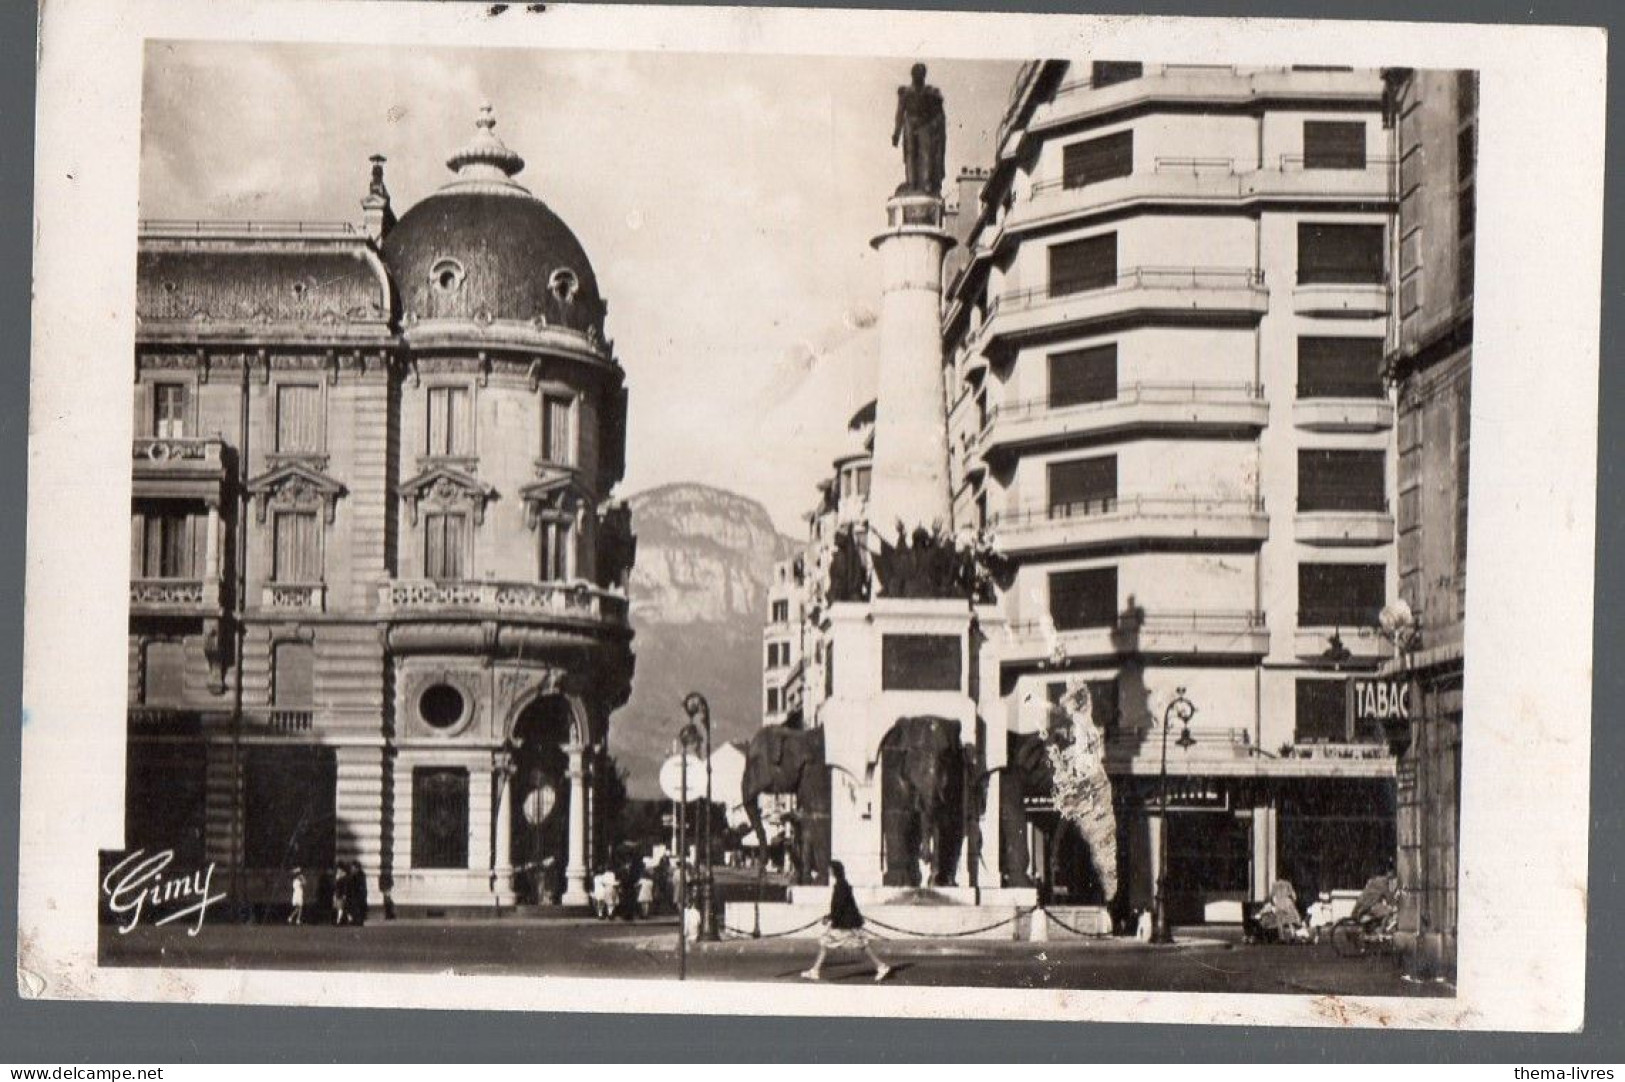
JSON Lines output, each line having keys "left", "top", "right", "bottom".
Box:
{"left": 17, "top": 0, "right": 1605, "bottom": 1034}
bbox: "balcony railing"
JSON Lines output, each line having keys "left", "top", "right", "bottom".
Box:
{"left": 1297, "top": 607, "right": 1383, "bottom": 628}
{"left": 130, "top": 577, "right": 221, "bottom": 613}
{"left": 263, "top": 582, "right": 327, "bottom": 611}
{"left": 132, "top": 437, "right": 225, "bottom": 466}
{"left": 381, "top": 579, "right": 629, "bottom": 626}
{"left": 988, "top": 266, "right": 1266, "bottom": 323}
{"left": 991, "top": 494, "right": 1266, "bottom": 530}
{"left": 1004, "top": 609, "right": 1269, "bottom": 661}
{"left": 140, "top": 219, "right": 360, "bottom": 238}
{"left": 987, "top": 381, "right": 1264, "bottom": 424}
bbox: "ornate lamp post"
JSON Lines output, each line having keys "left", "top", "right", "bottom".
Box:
{"left": 1152, "top": 687, "right": 1198, "bottom": 945}
{"left": 674, "top": 721, "right": 704, "bottom": 979}
{"left": 681, "top": 693, "right": 718, "bottom": 941}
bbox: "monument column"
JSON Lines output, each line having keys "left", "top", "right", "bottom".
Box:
{"left": 867, "top": 197, "right": 955, "bottom": 534}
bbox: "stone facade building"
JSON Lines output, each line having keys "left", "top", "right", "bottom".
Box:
{"left": 1382, "top": 67, "right": 1475, "bottom": 980}
{"left": 936, "top": 60, "right": 1402, "bottom": 922}
{"left": 126, "top": 109, "right": 635, "bottom": 913}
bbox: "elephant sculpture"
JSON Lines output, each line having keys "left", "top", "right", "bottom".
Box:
{"left": 879, "top": 716, "right": 965, "bottom": 887}
{"left": 740, "top": 723, "right": 831, "bottom": 885}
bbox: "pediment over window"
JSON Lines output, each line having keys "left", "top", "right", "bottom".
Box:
{"left": 246, "top": 462, "right": 347, "bottom": 524}
{"left": 520, "top": 468, "right": 592, "bottom": 531}
{"left": 402, "top": 464, "right": 497, "bottom": 525}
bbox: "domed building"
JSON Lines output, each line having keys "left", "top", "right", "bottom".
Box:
{"left": 126, "top": 108, "right": 635, "bottom": 912}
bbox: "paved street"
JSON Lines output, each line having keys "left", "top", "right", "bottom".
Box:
{"left": 101, "top": 917, "right": 1450, "bottom": 997}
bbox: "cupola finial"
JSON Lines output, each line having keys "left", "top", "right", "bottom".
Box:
{"left": 446, "top": 103, "right": 525, "bottom": 181}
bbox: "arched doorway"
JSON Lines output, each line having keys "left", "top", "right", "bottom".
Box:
{"left": 510, "top": 695, "right": 575, "bottom": 904}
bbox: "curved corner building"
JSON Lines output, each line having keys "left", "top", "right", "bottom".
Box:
{"left": 944, "top": 62, "right": 1400, "bottom": 923}
{"left": 126, "top": 109, "right": 635, "bottom": 913}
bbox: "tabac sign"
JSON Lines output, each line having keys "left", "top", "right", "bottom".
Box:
{"left": 1349, "top": 677, "right": 1411, "bottom": 739}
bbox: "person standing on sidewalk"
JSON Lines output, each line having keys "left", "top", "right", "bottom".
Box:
{"left": 801, "top": 861, "right": 892, "bottom": 982}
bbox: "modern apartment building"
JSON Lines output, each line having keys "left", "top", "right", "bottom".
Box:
{"left": 1382, "top": 66, "right": 1475, "bottom": 980}
{"left": 125, "top": 109, "right": 636, "bottom": 913}
{"left": 940, "top": 61, "right": 1402, "bottom": 922}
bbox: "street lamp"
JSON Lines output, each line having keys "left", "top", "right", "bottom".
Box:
{"left": 1152, "top": 686, "right": 1198, "bottom": 945}
{"left": 674, "top": 721, "right": 704, "bottom": 980}
{"left": 681, "top": 693, "right": 718, "bottom": 941}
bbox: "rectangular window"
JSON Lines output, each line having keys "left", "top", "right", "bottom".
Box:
{"left": 411, "top": 767, "right": 469, "bottom": 870}
{"left": 424, "top": 512, "right": 467, "bottom": 581}
{"left": 1091, "top": 61, "right": 1143, "bottom": 88}
{"left": 1302, "top": 121, "right": 1367, "bottom": 170}
{"left": 245, "top": 746, "right": 336, "bottom": 871}
{"left": 852, "top": 466, "right": 871, "bottom": 499}
{"left": 152, "top": 383, "right": 187, "bottom": 439}
{"left": 542, "top": 394, "right": 575, "bottom": 466}
{"left": 1049, "top": 567, "right": 1117, "bottom": 631}
{"left": 1062, "top": 130, "right": 1133, "bottom": 189}
{"left": 1297, "top": 338, "right": 1386, "bottom": 399}
{"left": 1048, "top": 455, "right": 1117, "bottom": 517}
{"left": 1298, "top": 449, "right": 1387, "bottom": 512}
{"left": 1048, "top": 344, "right": 1117, "bottom": 408}
{"left": 1297, "top": 223, "right": 1385, "bottom": 285}
{"left": 273, "top": 641, "right": 315, "bottom": 708}
{"left": 275, "top": 384, "right": 323, "bottom": 454}
{"left": 1298, "top": 563, "right": 1386, "bottom": 627}
{"left": 880, "top": 634, "right": 963, "bottom": 692}
{"left": 766, "top": 687, "right": 781, "bottom": 714}
{"left": 142, "top": 640, "right": 186, "bottom": 704}
{"left": 273, "top": 511, "right": 321, "bottom": 583}
{"left": 538, "top": 519, "right": 572, "bottom": 582}
{"left": 142, "top": 512, "right": 192, "bottom": 578}
{"left": 1049, "top": 233, "right": 1117, "bottom": 297}
{"left": 771, "top": 600, "right": 790, "bottom": 623}
{"left": 1295, "top": 679, "right": 1349, "bottom": 743}
{"left": 426, "top": 386, "right": 472, "bottom": 455}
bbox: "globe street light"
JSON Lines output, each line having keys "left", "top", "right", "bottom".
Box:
{"left": 1152, "top": 687, "right": 1198, "bottom": 945}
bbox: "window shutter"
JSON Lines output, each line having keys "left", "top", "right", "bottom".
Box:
{"left": 1297, "top": 563, "right": 1386, "bottom": 627}
{"left": 273, "top": 642, "right": 316, "bottom": 708}
{"left": 1297, "top": 338, "right": 1385, "bottom": 399}
{"left": 426, "top": 513, "right": 466, "bottom": 581}
{"left": 1297, "top": 224, "right": 1385, "bottom": 285}
{"left": 1047, "top": 455, "right": 1118, "bottom": 516}
{"left": 1298, "top": 449, "right": 1387, "bottom": 512}
{"left": 1048, "top": 344, "right": 1118, "bottom": 407}
{"left": 1049, "top": 233, "right": 1117, "bottom": 296}
{"left": 153, "top": 384, "right": 187, "bottom": 438}
{"left": 543, "top": 395, "right": 574, "bottom": 465}
{"left": 1063, "top": 131, "right": 1133, "bottom": 189}
{"left": 275, "top": 385, "right": 322, "bottom": 454}
{"left": 274, "top": 511, "right": 319, "bottom": 583}
{"left": 1302, "top": 121, "right": 1367, "bottom": 169}
{"left": 1048, "top": 567, "right": 1118, "bottom": 630}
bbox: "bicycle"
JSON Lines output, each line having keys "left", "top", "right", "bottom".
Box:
{"left": 1329, "top": 908, "right": 1399, "bottom": 958}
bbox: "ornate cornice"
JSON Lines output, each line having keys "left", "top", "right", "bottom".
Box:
{"left": 400, "top": 463, "right": 497, "bottom": 525}
{"left": 245, "top": 461, "right": 348, "bottom": 524}
{"left": 519, "top": 467, "right": 593, "bottom": 530}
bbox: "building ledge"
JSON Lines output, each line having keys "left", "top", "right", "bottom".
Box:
{"left": 1294, "top": 510, "right": 1395, "bottom": 547}
{"left": 1291, "top": 397, "right": 1394, "bottom": 432}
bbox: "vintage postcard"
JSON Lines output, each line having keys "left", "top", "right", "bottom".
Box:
{"left": 18, "top": 0, "right": 1605, "bottom": 1031}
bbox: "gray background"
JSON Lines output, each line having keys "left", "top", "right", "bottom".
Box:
{"left": 1, "top": 0, "right": 1618, "bottom": 1062}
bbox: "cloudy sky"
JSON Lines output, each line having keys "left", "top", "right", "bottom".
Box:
{"left": 140, "top": 42, "right": 1022, "bottom": 534}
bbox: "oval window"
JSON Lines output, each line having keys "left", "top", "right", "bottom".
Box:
{"left": 419, "top": 684, "right": 466, "bottom": 730}
{"left": 430, "top": 259, "right": 466, "bottom": 293}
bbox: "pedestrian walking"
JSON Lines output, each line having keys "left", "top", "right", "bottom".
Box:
{"left": 287, "top": 868, "right": 306, "bottom": 925}
{"left": 333, "top": 864, "right": 351, "bottom": 925}
{"left": 349, "top": 861, "right": 369, "bottom": 927}
{"left": 801, "top": 861, "right": 891, "bottom": 982}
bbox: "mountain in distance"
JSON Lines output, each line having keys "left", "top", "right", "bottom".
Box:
{"left": 610, "top": 483, "right": 801, "bottom": 799}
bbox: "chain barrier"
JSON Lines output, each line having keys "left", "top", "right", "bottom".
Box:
{"left": 718, "top": 906, "right": 1115, "bottom": 942}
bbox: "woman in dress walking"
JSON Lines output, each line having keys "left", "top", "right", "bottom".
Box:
{"left": 801, "top": 861, "right": 891, "bottom": 982}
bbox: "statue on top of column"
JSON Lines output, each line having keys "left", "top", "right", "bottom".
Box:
{"left": 892, "top": 62, "right": 946, "bottom": 197}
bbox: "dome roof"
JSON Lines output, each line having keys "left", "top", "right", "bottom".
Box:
{"left": 382, "top": 107, "right": 605, "bottom": 338}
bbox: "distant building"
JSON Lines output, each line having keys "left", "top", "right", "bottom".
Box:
{"left": 126, "top": 109, "right": 635, "bottom": 913}
{"left": 1382, "top": 67, "right": 1475, "bottom": 981}
{"left": 938, "top": 61, "right": 1401, "bottom": 921}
